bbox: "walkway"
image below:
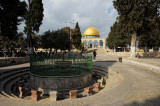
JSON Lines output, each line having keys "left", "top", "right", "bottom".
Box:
{"left": 0, "top": 54, "right": 160, "bottom": 106}
{"left": 0, "top": 63, "right": 29, "bottom": 72}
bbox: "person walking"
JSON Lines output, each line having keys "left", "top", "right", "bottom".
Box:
{"left": 3, "top": 49, "right": 8, "bottom": 57}
{"left": 93, "top": 50, "right": 97, "bottom": 60}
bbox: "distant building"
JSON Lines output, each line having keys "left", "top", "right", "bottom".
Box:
{"left": 81, "top": 27, "right": 106, "bottom": 49}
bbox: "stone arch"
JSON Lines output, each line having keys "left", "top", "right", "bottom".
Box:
{"left": 88, "top": 40, "right": 93, "bottom": 48}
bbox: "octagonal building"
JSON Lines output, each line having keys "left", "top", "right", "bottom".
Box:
{"left": 82, "top": 27, "right": 106, "bottom": 49}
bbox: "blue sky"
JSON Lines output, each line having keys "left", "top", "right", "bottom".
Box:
{"left": 18, "top": 0, "right": 118, "bottom": 38}
{"left": 108, "top": 7, "right": 114, "bottom": 14}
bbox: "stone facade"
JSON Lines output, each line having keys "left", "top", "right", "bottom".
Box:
{"left": 81, "top": 38, "right": 106, "bottom": 49}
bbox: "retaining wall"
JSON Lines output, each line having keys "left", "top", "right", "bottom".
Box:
{"left": 0, "top": 56, "right": 30, "bottom": 66}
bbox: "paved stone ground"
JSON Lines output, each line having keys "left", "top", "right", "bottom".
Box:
{"left": 0, "top": 54, "right": 160, "bottom": 106}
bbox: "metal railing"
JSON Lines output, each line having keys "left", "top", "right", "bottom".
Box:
{"left": 30, "top": 54, "right": 92, "bottom": 78}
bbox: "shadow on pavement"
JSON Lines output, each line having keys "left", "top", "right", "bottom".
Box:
{"left": 124, "top": 95, "right": 160, "bottom": 106}
{"left": 94, "top": 61, "right": 117, "bottom": 62}
{"left": 92, "top": 60, "right": 117, "bottom": 79}
{"left": 87, "top": 49, "right": 98, "bottom": 53}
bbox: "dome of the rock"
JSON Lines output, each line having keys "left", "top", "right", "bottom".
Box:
{"left": 83, "top": 27, "right": 100, "bottom": 38}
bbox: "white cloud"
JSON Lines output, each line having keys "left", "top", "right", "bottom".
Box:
{"left": 18, "top": 0, "right": 118, "bottom": 38}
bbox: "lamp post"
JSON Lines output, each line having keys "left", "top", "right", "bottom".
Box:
{"left": 65, "top": 20, "right": 74, "bottom": 49}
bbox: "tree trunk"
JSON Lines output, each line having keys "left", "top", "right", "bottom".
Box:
{"left": 153, "top": 47, "right": 159, "bottom": 52}
{"left": 130, "top": 32, "right": 136, "bottom": 58}
{"left": 49, "top": 48, "right": 52, "bottom": 55}
{"left": 28, "top": 32, "right": 33, "bottom": 54}
{"left": 114, "top": 46, "right": 116, "bottom": 52}
{"left": 56, "top": 49, "right": 57, "bottom": 54}
{"left": 27, "top": 0, "right": 33, "bottom": 55}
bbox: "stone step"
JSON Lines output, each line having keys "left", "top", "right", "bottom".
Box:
{"left": 92, "top": 69, "right": 106, "bottom": 77}
{"left": 1, "top": 72, "right": 29, "bottom": 98}
{"left": 93, "top": 66, "right": 107, "bottom": 72}
{"left": 0, "top": 68, "right": 29, "bottom": 81}
{"left": 0, "top": 69, "right": 29, "bottom": 98}
{"left": 0, "top": 66, "right": 29, "bottom": 74}
{"left": 3, "top": 72, "right": 29, "bottom": 98}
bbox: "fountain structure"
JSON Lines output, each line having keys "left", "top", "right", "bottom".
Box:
{"left": 30, "top": 54, "right": 92, "bottom": 94}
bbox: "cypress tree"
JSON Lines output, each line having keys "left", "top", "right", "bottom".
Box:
{"left": 107, "top": 21, "right": 131, "bottom": 51}
{"left": 24, "top": 0, "right": 44, "bottom": 54}
{"left": 73, "top": 22, "right": 81, "bottom": 48}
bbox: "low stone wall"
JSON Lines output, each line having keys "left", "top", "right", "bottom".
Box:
{"left": 0, "top": 56, "right": 30, "bottom": 67}
{"left": 122, "top": 58, "right": 160, "bottom": 73}
{"left": 109, "top": 52, "right": 160, "bottom": 57}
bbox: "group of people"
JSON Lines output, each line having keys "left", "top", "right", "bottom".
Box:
{"left": 64, "top": 50, "right": 97, "bottom": 60}
{"left": 3, "top": 49, "right": 17, "bottom": 57}
{"left": 1, "top": 48, "right": 97, "bottom": 60}
{"left": 2, "top": 49, "right": 26, "bottom": 57}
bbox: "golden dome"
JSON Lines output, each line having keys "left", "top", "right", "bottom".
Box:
{"left": 83, "top": 27, "right": 99, "bottom": 36}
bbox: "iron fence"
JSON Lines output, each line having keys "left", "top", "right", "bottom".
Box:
{"left": 30, "top": 54, "right": 92, "bottom": 77}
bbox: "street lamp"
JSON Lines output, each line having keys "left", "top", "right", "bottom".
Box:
{"left": 65, "top": 20, "right": 74, "bottom": 41}
{"left": 65, "top": 20, "right": 74, "bottom": 49}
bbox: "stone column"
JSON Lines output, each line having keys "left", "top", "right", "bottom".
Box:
{"left": 18, "top": 86, "right": 23, "bottom": 98}
{"left": 98, "top": 40, "right": 100, "bottom": 48}
{"left": 69, "top": 90, "right": 78, "bottom": 99}
{"left": 84, "top": 86, "right": 94, "bottom": 96}
{"left": 103, "top": 39, "right": 105, "bottom": 49}
{"left": 49, "top": 91, "right": 57, "bottom": 101}
{"left": 31, "top": 90, "right": 38, "bottom": 101}
{"left": 93, "top": 83, "right": 100, "bottom": 92}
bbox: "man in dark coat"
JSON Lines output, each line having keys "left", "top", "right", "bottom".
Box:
{"left": 93, "top": 50, "right": 97, "bottom": 60}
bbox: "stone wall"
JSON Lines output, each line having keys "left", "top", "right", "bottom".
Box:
{"left": 30, "top": 73, "right": 92, "bottom": 94}
{"left": 0, "top": 56, "right": 30, "bottom": 66}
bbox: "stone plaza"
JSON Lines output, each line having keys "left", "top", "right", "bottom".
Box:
{"left": 0, "top": 50, "right": 160, "bottom": 106}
